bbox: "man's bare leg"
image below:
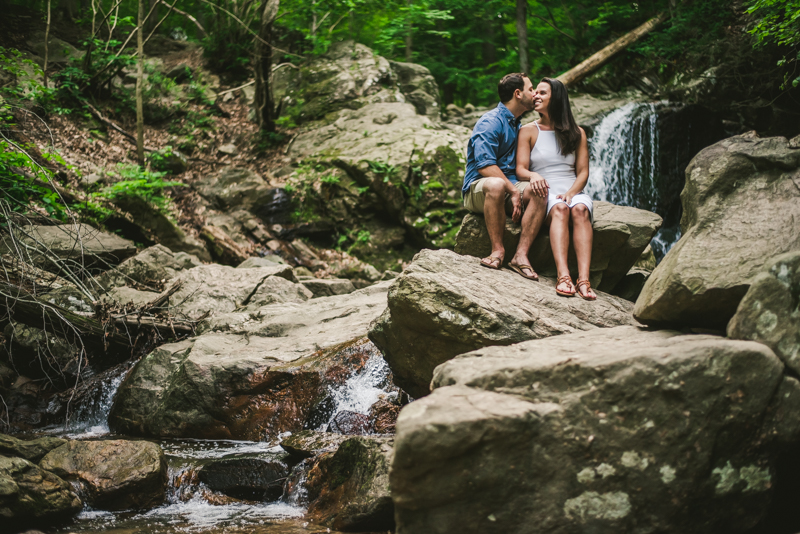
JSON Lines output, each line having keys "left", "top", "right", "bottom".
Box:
{"left": 480, "top": 178, "right": 508, "bottom": 268}
{"left": 510, "top": 188, "right": 546, "bottom": 278}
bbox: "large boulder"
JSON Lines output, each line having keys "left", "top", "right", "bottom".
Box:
{"left": 728, "top": 251, "right": 800, "bottom": 375}
{"left": 454, "top": 201, "right": 662, "bottom": 292}
{"left": 0, "top": 456, "right": 81, "bottom": 525}
{"left": 40, "top": 440, "right": 167, "bottom": 510}
{"left": 194, "top": 166, "right": 279, "bottom": 215}
{"left": 0, "top": 434, "right": 66, "bottom": 463}
{"left": 390, "top": 326, "right": 800, "bottom": 534}
{"left": 198, "top": 458, "right": 288, "bottom": 501}
{"left": 368, "top": 249, "right": 636, "bottom": 398}
{"left": 109, "top": 283, "right": 391, "bottom": 440}
{"left": 634, "top": 134, "right": 800, "bottom": 329}
{"left": 389, "top": 60, "right": 440, "bottom": 117}
{"left": 304, "top": 436, "right": 394, "bottom": 532}
{"left": 0, "top": 224, "right": 136, "bottom": 273}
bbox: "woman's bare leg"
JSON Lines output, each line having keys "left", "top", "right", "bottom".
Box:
{"left": 548, "top": 203, "right": 573, "bottom": 294}
{"left": 571, "top": 203, "right": 596, "bottom": 299}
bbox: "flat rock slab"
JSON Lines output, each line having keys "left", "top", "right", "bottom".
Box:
{"left": 40, "top": 440, "right": 167, "bottom": 510}
{"left": 391, "top": 326, "right": 800, "bottom": 534}
{"left": 110, "top": 284, "right": 391, "bottom": 440}
{"left": 728, "top": 251, "right": 800, "bottom": 375}
{"left": 280, "top": 430, "right": 355, "bottom": 459}
{"left": 634, "top": 134, "right": 800, "bottom": 328}
{"left": 454, "top": 201, "right": 662, "bottom": 292}
{"left": 0, "top": 456, "right": 81, "bottom": 524}
{"left": 1, "top": 224, "right": 136, "bottom": 273}
{"left": 368, "top": 249, "right": 636, "bottom": 398}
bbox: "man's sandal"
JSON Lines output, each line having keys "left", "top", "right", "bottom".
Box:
{"left": 556, "top": 275, "right": 575, "bottom": 297}
{"left": 480, "top": 256, "right": 502, "bottom": 270}
{"left": 509, "top": 263, "right": 539, "bottom": 281}
{"left": 575, "top": 279, "right": 597, "bottom": 301}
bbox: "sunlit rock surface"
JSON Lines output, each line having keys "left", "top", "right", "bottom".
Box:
{"left": 391, "top": 326, "right": 800, "bottom": 534}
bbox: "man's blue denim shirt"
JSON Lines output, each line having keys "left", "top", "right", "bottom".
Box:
{"left": 462, "top": 102, "right": 521, "bottom": 196}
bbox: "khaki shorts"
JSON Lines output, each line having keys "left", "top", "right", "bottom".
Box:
{"left": 463, "top": 178, "right": 529, "bottom": 214}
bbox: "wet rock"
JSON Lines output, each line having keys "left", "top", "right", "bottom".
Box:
{"left": 97, "top": 244, "right": 204, "bottom": 291}
{"left": 305, "top": 436, "right": 394, "bottom": 531}
{"left": 110, "top": 332, "right": 384, "bottom": 440}
{"left": 634, "top": 134, "right": 800, "bottom": 329}
{"left": 454, "top": 201, "right": 663, "bottom": 292}
{"left": 0, "top": 434, "right": 66, "bottom": 463}
{"left": 280, "top": 430, "right": 353, "bottom": 459}
{"left": 368, "top": 399, "right": 400, "bottom": 434}
{"left": 368, "top": 249, "right": 636, "bottom": 398}
{"left": 327, "top": 411, "right": 370, "bottom": 435}
{"left": 40, "top": 439, "right": 167, "bottom": 511}
{"left": 0, "top": 456, "right": 81, "bottom": 525}
{"left": 0, "top": 224, "right": 136, "bottom": 273}
{"left": 198, "top": 458, "right": 288, "bottom": 501}
{"left": 165, "top": 263, "right": 309, "bottom": 317}
{"left": 728, "top": 251, "right": 800, "bottom": 375}
{"left": 391, "top": 326, "right": 800, "bottom": 534}
{"left": 301, "top": 278, "right": 357, "bottom": 298}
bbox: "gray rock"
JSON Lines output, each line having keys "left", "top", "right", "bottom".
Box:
{"left": 165, "top": 263, "right": 309, "bottom": 317}
{"left": 3, "top": 323, "right": 80, "bottom": 381}
{"left": 0, "top": 224, "right": 136, "bottom": 273}
{"left": 613, "top": 268, "right": 651, "bottom": 302}
{"left": 305, "top": 436, "right": 394, "bottom": 531}
{"left": 301, "top": 278, "right": 357, "bottom": 297}
{"left": 237, "top": 256, "right": 286, "bottom": 268}
{"left": 0, "top": 434, "right": 66, "bottom": 463}
{"left": 194, "top": 167, "right": 275, "bottom": 214}
{"left": 0, "top": 456, "right": 81, "bottom": 523}
{"left": 273, "top": 41, "right": 394, "bottom": 124}
{"left": 389, "top": 60, "right": 440, "bottom": 117}
{"left": 634, "top": 134, "right": 800, "bottom": 328}
{"left": 25, "top": 32, "right": 83, "bottom": 66}
{"left": 150, "top": 147, "right": 188, "bottom": 174}
{"left": 101, "top": 286, "right": 160, "bottom": 308}
{"left": 728, "top": 251, "right": 800, "bottom": 375}
{"left": 218, "top": 143, "right": 238, "bottom": 156}
{"left": 198, "top": 458, "right": 288, "bottom": 501}
{"left": 40, "top": 440, "right": 167, "bottom": 510}
{"left": 391, "top": 326, "right": 800, "bottom": 534}
{"left": 368, "top": 249, "right": 636, "bottom": 398}
{"left": 97, "top": 244, "right": 203, "bottom": 291}
{"left": 454, "top": 201, "right": 662, "bottom": 292}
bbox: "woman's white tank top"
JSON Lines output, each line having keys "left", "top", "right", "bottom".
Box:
{"left": 529, "top": 121, "right": 577, "bottom": 191}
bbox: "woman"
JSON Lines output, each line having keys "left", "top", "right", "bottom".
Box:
{"left": 515, "top": 77, "right": 596, "bottom": 300}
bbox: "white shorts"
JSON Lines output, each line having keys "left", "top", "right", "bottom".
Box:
{"left": 546, "top": 193, "right": 593, "bottom": 222}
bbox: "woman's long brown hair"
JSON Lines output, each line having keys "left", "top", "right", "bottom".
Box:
{"left": 541, "top": 77, "right": 581, "bottom": 156}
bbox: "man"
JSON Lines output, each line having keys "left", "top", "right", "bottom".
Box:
{"left": 462, "top": 73, "right": 547, "bottom": 280}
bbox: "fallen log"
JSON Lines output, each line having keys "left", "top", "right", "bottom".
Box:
{"left": 556, "top": 12, "right": 669, "bottom": 88}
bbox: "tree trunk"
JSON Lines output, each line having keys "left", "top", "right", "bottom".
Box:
{"left": 135, "top": 0, "right": 145, "bottom": 166}
{"left": 516, "top": 0, "right": 529, "bottom": 73}
{"left": 255, "top": 0, "right": 279, "bottom": 132}
{"left": 557, "top": 12, "right": 668, "bottom": 88}
{"left": 483, "top": 17, "right": 497, "bottom": 72}
{"left": 145, "top": 0, "right": 160, "bottom": 34}
{"left": 405, "top": 0, "right": 413, "bottom": 62}
{"left": 44, "top": 0, "right": 52, "bottom": 88}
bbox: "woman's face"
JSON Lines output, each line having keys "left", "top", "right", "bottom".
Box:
{"left": 534, "top": 82, "right": 551, "bottom": 114}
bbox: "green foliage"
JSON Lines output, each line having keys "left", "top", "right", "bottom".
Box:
{"left": 0, "top": 47, "right": 57, "bottom": 110}
{"left": 747, "top": 0, "right": 800, "bottom": 87}
{"left": 93, "top": 164, "right": 185, "bottom": 214}
{"left": 0, "top": 141, "right": 66, "bottom": 218}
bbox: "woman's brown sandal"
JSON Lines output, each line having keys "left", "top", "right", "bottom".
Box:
{"left": 575, "top": 279, "right": 597, "bottom": 301}
{"left": 556, "top": 275, "right": 575, "bottom": 297}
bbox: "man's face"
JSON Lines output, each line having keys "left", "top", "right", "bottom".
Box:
{"left": 517, "top": 77, "right": 536, "bottom": 111}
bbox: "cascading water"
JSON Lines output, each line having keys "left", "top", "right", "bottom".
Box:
{"left": 586, "top": 101, "right": 681, "bottom": 261}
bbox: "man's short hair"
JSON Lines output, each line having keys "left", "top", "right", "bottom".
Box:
{"left": 498, "top": 73, "right": 528, "bottom": 103}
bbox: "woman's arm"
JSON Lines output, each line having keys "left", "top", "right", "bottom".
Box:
{"left": 559, "top": 128, "right": 589, "bottom": 204}
{"left": 515, "top": 126, "right": 549, "bottom": 197}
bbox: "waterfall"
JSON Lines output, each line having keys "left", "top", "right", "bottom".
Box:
{"left": 56, "top": 364, "right": 130, "bottom": 438}
{"left": 586, "top": 102, "right": 681, "bottom": 261}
